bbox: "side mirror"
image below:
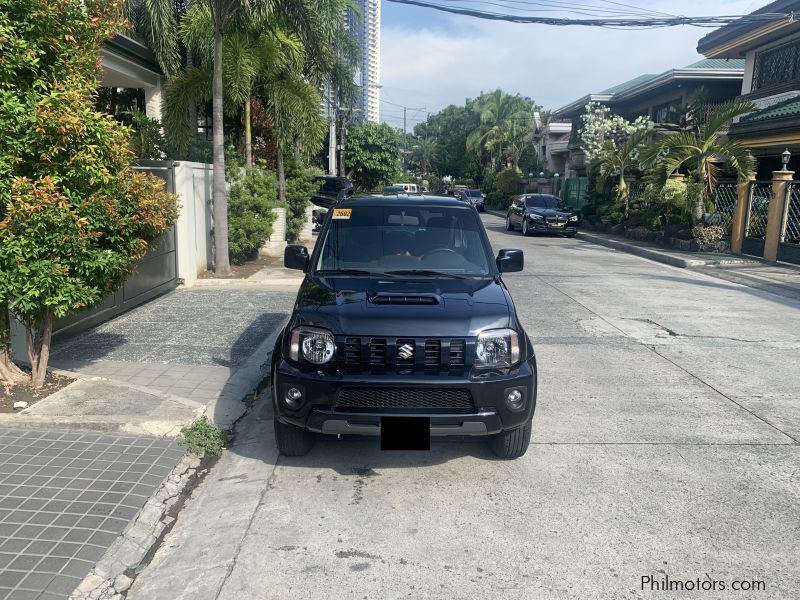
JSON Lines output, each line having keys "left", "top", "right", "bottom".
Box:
{"left": 496, "top": 248, "right": 523, "bottom": 273}
{"left": 284, "top": 245, "right": 310, "bottom": 271}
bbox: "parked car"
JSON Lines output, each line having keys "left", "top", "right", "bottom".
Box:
{"left": 275, "top": 195, "right": 537, "bottom": 459}
{"left": 457, "top": 188, "right": 485, "bottom": 212}
{"left": 311, "top": 176, "right": 354, "bottom": 232}
{"left": 311, "top": 176, "right": 354, "bottom": 209}
{"left": 393, "top": 183, "right": 419, "bottom": 193}
{"left": 506, "top": 194, "right": 578, "bottom": 237}
{"left": 383, "top": 185, "right": 406, "bottom": 194}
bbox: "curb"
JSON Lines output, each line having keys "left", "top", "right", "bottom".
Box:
{"left": 69, "top": 453, "right": 206, "bottom": 600}
{"left": 574, "top": 232, "right": 755, "bottom": 269}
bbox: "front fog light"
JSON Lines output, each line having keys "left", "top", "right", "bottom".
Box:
{"left": 505, "top": 388, "right": 525, "bottom": 411}
{"left": 285, "top": 387, "right": 303, "bottom": 409}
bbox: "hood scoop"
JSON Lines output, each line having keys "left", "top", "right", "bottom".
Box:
{"left": 370, "top": 294, "right": 439, "bottom": 306}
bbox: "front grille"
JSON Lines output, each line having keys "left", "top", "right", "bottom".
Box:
{"left": 424, "top": 339, "right": 441, "bottom": 366}
{"left": 339, "top": 336, "right": 469, "bottom": 371}
{"left": 345, "top": 338, "right": 361, "bottom": 366}
{"left": 449, "top": 339, "right": 466, "bottom": 366}
{"left": 369, "top": 339, "right": 386, "bottom": 365}
{"left": 337, "top": 388, "right": 475, "bottom": 413}
{"left": 546, "top": 216, "right": 567, "bottom": 224}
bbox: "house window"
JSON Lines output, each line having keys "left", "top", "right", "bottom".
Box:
{"left": 752, "top": 39, "right": 800, "bottom": 92}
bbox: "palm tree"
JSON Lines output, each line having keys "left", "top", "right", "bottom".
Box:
{"left": 467, "top": 90, "right": 531, "bottom": 171}
{"left": 644, "top": 99, "right": 757, "bottom": 226}
{"left": 597, "top": 127, "right": 650, "bottom": 219}
{"left": 412, "top": 138, "right": 439, "bottom": 174}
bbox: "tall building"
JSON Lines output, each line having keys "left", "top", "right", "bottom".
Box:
{"left": 346, "top": 0, "right": 380, "bottom": 123}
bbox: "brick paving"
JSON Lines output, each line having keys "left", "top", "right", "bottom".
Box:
{"left": 0, "top": 428, "right": 184, "bottom": 600}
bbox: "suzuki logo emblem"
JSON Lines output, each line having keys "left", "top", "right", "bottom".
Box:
{"left": 398, "top": 343, "right": 414, "bottom": 359}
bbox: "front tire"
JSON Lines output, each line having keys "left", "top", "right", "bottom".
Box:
{"left": 506, "top": 215, "right": 514, "bottom": 231}
{"left": 489, "top": 422, "right": 532, "bottom": 459}
{"left": 274, "top": 419, "right": 314, "bottom": 457}
{"left": 522, "top": 219, "right": 531, "bottom": 236}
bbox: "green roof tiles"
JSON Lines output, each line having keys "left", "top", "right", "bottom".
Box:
{"left": 740, "top": 95, "right": 800, "bottom": 123}
{"left": 600, "top": 74, "right": 658, "bottom": 95}
{"left": 684, "top": 58, "right": 745, "bottom": 70}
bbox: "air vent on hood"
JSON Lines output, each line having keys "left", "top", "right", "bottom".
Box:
{"left": 370, "top": 295, "right": 439, "bottom": 305}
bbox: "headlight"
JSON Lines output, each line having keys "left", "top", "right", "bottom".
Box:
{"left": 530, "top": 214, "right": 544, "bottom": 221}
{"left": 289, "top": 326, "right": 335, "bottom": 364}
{"left": 475, "top": 328, "right": 520, "bottom": 368}
{"left": 569, "top": 215, "right": 578, "bottom": 222}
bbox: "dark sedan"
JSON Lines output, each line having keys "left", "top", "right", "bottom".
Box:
{"left": 506, "top": 194, "right": 578, "bottom": 237}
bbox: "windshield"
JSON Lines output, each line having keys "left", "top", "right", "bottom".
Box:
{"left": 315, "top": 205, "right": 491, "bottom": 276}
{"left": 525, "top": 195, "right": 562, "bottom": 209}
{"left": 464, "top": 189, "right": 482, "bottom": 197}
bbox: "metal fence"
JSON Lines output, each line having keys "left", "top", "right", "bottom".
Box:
{"left": 784, "top": 182, "right": 800, "bottom": 245}
{"left": 710, "top": 182, "right": 738, "bottom": 232}
{"left": 746, "top": 181, "right": 772, "bottom": 239}
{"left": 629, "top": 180, "right": 647, "bottom": 205}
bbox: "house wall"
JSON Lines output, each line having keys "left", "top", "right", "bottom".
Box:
{"left": 173, "top": 162, "right": 215, "bottom": 287}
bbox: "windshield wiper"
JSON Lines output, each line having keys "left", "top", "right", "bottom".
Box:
{"left": 314, "top": 269, "right": 376, "bottom": 276}
{"left": 383, "top": 269, "right": 467, "bottom": 279}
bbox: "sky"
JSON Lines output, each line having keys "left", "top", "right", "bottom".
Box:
{"left": 379, "top": 0, "right": 766, "bottom": 129}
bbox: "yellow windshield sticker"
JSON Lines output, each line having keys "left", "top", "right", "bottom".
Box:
{"left": 332, "top": 208, "right": 352, "bottom": 220}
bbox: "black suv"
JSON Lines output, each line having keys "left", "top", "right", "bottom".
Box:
{"left": 273, "top": 195, "right": 537, "bottom": 459}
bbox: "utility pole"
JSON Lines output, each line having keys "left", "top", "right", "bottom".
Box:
{"left": 403, "top": 106, "right": 407, "bottom": 175}
{"left": 328, "top": 86, "right": 337, "bottom": 175}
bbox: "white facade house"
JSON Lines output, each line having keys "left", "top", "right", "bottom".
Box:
{"left": 346, "top": 0, "right": 381, "bottom": 123}
{"left": 532, "top": 113, "right": 572, "bottom": 174}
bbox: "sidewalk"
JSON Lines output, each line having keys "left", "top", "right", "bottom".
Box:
{"left": 0, "top": 282, "right": 301, "bottom": 600}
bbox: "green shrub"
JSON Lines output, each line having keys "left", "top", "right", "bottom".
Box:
{"left": 285, "top": 160, "right": 322, "bottom": 242}
{"left": 486, "top": 191, "right": 510, "bottom": 209}
{"left": 127, "top": 110, "right": 167, "bottom": 160}
{"left": 227, "top": 165, "right": 279, "bottom": 264}
{"left": 495, "top": 168, "right": 522, "bottom": 196}
{"left": 179, "top": 416, "right": 227, "bottom": 456}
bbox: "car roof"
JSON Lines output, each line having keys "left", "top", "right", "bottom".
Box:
{"left": 525, "top": 193, "right": 560, "bottom": 200}
{"left": 340, "top": 194, "right": 470, "bottom": 208}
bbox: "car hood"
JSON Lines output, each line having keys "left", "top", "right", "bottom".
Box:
{"left": 292, "top": 275, "right": 511, "bottom": 337}
{"left": 526, "top": 207, "right": 572, "bottom": 217}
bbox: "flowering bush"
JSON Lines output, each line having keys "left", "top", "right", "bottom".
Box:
{"left": 579, "top": 102, "right": 652, "bottom": 164}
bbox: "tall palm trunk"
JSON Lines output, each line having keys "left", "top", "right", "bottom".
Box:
{"left": 277, "top": 144, "right": 287, "bottom": 202}
{"left": 26, "top": 309, "right": 53, "bottom": 389}
{"left": 244, "top": 97, "right": 252, "bottom": 167}
{"left": 0, "top": 302, "right": 25, "bottom": 385}
{"left": 212, "top": 0, "right": 230, "bottom": 274}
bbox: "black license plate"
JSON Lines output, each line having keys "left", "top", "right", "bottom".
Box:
{"left": 380, "top": 416, "right": 430, "bottom": 451}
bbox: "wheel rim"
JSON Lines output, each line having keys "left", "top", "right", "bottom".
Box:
{"left": 507, "top": 216, "right": 511, "bottom": 229}
{"left": 523, "top": 220, "right": 527, "bottom": 235}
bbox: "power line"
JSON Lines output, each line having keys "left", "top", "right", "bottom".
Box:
{"left": 387, "top": 0, "right": 795, "bottom": 28}
{"left": 435, "top": 0, "right": 671, "bottom": 18}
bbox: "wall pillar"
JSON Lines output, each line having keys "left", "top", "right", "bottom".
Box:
{"left": 731, "top": 174, "right": 756, "bottom": 254}
{"left": 764, "top": 170, "right": 794, "bottom": 261}
{"left": 668, "top": 173, "right": 686, "bottom": 183}
{"left": 144, "top": 77, "right": 164, "bottom": 121}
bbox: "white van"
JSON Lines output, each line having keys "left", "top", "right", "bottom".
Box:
{"left": 393, "top": 183, "right": 419, "bottom": 194}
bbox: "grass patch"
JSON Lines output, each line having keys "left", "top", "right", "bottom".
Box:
{"left": 179, "top": 415, "right": 227, "bottom": 456}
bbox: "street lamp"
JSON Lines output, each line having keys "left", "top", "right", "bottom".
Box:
{"left": 781, "top": 148, "right": 792, "bottom": 171}
{"left": 539, "top": 171, "right": 545, "bottom": 178}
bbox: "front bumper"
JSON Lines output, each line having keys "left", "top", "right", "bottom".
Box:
{"left": 273, "top": 358, "right": 536, "bottom": 437}
{"left": 528, "top": 219, "right": 577, "bottom": 234}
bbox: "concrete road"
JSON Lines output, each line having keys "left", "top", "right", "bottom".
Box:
{"left": 130, "top": 214, "right": 800, "bottom": 600}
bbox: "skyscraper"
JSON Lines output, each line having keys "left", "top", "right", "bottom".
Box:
{"left": 346, "top": 0, "right": 380, "bottom": 123}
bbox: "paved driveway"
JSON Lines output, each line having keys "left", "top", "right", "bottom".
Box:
{"left": 130, "top": 214, "right": 800, "bottom": 600}
{"left": 0, "top": 429, "right": 183, "bottom": 600}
